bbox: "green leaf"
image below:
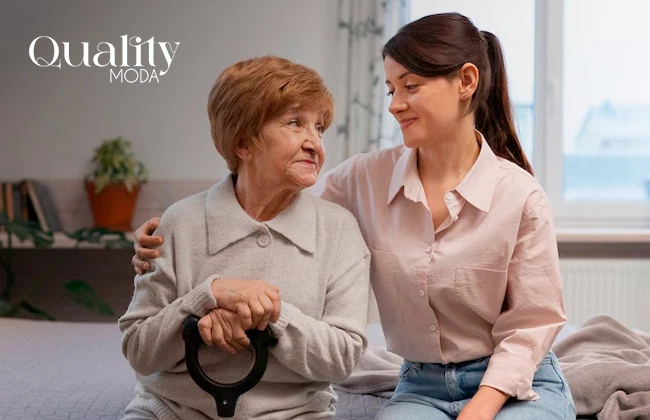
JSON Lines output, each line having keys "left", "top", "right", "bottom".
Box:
{"left": 0, "top": 298, "right": 11, "bottom": 317}
{"left": 21, "top": 301, "right": 55, "bottom": 320}
{"left": 65, "top": 228, "right": 103, "bottom": 244}
{"left": 4, "top": 219, "right": 53, "bottom": 248}
{"left": 65, "top": 280, "right": 115, "bottom": 316}
{"left": 86, "top": 136, "right": 147, "bottom": 192}
{"left": 64, "top": 228, "right": 132, "bottom": 249}
{"left": 103, "top": 238, "right": 134, "bottom": 250}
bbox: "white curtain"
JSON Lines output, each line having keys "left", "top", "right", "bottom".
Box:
{"left": 334, "top": 0, "right": 409, "bottom": 159}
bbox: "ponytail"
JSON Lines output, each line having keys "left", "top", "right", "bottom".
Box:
{"left": 475, "top": 30, "right": 534, "bottom": 175}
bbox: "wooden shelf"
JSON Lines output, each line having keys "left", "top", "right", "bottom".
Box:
{"left": 0, "top": 232, "right": 134, "bottom": 249}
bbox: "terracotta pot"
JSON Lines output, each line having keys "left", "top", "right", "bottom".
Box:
{"left": 85, "top": 181, "right": 141, "bottom": 231}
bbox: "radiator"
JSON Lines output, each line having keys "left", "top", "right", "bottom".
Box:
{"left": 560, "top": 258, "right": 650, "bottom": 332}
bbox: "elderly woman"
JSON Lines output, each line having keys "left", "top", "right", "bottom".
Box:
{"left": 118, "top": 56, "right": 371, "bottom": 420}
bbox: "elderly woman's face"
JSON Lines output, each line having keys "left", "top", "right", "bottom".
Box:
{"left": 248, "top": 107, "right": 325, "bottom": 190}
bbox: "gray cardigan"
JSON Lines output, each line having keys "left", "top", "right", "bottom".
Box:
{"left": 118, "top": 176, "right": 371, "bottom": 420}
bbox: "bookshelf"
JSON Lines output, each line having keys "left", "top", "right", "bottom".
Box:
{"left": 0, "top": 232, "right": 135, "bottom": 249}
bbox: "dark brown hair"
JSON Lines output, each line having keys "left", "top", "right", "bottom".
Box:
{"left": 207, "top": 55, "right": 334, "bottom": 173}
{"left": 382, "top": 13, "right": 533, "bottom": 175}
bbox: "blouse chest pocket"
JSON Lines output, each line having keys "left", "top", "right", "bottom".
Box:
{"left": 454, "top": 267, "right": 508, "bottom": 325}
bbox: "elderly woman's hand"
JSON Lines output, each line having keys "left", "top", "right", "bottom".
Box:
{"left": 132, "top": 217, "right": 281, "bottom": 330}
{"left": 210, "top": 279, "right": 281, "bottom": 331}
{"left": 198, "top": 308, "right": 250, "bottom": 354}
{"left": 132, "top": 217, "right": 163, "bottom": 275}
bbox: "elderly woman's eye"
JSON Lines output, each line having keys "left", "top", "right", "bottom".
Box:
{"left": 316, "top": 125, "right": 324, "bottom": 134}
{"left": 288, "top": 119, "right": 299, "bottom": 126}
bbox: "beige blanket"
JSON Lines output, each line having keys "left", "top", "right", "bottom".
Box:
{"left": 334, "top": 345, "right": 402, "bottom": 398}
{"left": 552, "top": 315, "right": 650, "bottom": 420}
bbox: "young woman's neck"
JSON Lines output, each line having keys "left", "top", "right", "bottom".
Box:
{"left": 233, "top": 170, "right": 297, "bottom": 222}
{"left": 417, "top": 119, "right": 480, "bottom": 185}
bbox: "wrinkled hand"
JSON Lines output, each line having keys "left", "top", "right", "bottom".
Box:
{"left": 132, "top": 217, "right": 163, "bottom": 275}
{"left": 210, "top": 279, "right": 281, "bottom": 331}
{"left": 198, "top": 308, "right": 250, "bottom": 354}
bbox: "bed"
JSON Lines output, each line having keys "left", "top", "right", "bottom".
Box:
{"left": 2, "top": 317, "right": 649, "bottom": 420}
{"left": 0, "top": 319, "right": 388, "bottom": 420}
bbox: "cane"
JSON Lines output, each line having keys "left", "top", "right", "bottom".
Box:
{"left": 182, "top": 316, "right": 277, "bottom": 417}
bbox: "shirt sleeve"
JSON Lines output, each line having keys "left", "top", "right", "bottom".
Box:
{"left": 118, "top": 210, "right": 219, "bottom": 377}
{"left": 480, "top": 191, "right": 567, "bottom": 400}
{"left": 317, "top": 155, "right": 361, "bottom": 214}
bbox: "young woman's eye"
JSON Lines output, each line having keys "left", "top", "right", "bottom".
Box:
{"left": 405, "top": 84, "right": 418, "bottom": 91}
{"left": 386, "top": 91, "right": 394, "bottom": 97}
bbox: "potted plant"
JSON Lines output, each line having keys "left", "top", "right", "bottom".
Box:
{"left": 85, "top": 136, "right": 148, "bottom": 231}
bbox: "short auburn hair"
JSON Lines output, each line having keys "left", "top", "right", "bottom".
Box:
{"left": 207, "top": 55, "right": 335, "bottom": 173}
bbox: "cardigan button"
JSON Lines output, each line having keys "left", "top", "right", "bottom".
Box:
{"left": 257, "top": 234, "right": 270, "bottom": 247}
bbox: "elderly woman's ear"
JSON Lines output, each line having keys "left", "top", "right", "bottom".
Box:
{"left": 235, "top": 143, "right": 254, "bottom": 163}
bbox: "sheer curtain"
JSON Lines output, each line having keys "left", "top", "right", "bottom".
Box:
{"left": 334, "top": 0, "right": 409, "bottom": 159}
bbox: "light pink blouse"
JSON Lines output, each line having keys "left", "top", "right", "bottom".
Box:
{"left": 318, "top": 136, "right": 567, "bottom": 400}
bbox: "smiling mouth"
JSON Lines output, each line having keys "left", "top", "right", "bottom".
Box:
{"left": 399, "top": 118, "right": 417, "bottom": 130}
{"left": 298, "top": 160, "right": 317, "bottom": 167}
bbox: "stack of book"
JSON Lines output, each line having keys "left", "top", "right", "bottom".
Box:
{"left": 0, "top": 180, "right": 62, "bottom": 232}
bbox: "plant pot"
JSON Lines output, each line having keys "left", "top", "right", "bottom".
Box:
{"left": 85, "top": 182, "right": 141, "bottom": 232}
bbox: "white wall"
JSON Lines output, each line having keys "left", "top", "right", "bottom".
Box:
{"left": 0, "top": 0, "right": 343, "bottom": 181}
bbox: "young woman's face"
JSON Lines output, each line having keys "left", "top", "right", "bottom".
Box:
{"left": 384, "top": 55, "right": 463, "bottom": 148}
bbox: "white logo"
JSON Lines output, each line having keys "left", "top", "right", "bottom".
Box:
{"left": 29, "top": 35, "right": 180, "bottom": 83}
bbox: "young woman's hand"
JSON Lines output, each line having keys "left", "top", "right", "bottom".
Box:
{"left": 457, "top": 386, "right": 509, "bottom": 420}
{"left": 198, "top": 308, "right": 250, "bottom": 354}
{"left": 132, "top": 217, "right": 163, "bottom": 274}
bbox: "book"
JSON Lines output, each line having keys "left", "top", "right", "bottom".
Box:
{"left": 25, "top": 181, "right": 49, "bottom": 231}
{"left": 4, "top": 183, "right": 14, "bottom": 221}
{"left": 31, "top": 181, "right": 62, "bottom": 232}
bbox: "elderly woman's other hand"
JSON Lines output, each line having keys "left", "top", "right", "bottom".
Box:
{"left": 210, "top": 279, "right": 281, "bottom": 331}
{"left": 198, "top": 308, "right": 250, "bottom": 354}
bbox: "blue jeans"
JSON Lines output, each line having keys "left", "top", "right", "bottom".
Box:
{"left": 375, "top": 352, "right": 576, "bottom": 419}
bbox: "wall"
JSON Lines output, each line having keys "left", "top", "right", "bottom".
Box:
{"left": 0, "top": 0, "right": 344, "bottom": 182}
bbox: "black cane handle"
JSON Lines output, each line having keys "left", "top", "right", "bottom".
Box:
{"left": 182, "top": 315, "right": 277, "bottom": 417}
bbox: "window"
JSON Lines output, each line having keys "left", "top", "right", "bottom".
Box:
{"left": 545, "top": 0, "right": 650, "bottom": 227}
{"left": 381, "top": 0, "right": 650, "bottom": 228}
{"left": 410, "top": 0, "right": 536, "bottom": 160}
